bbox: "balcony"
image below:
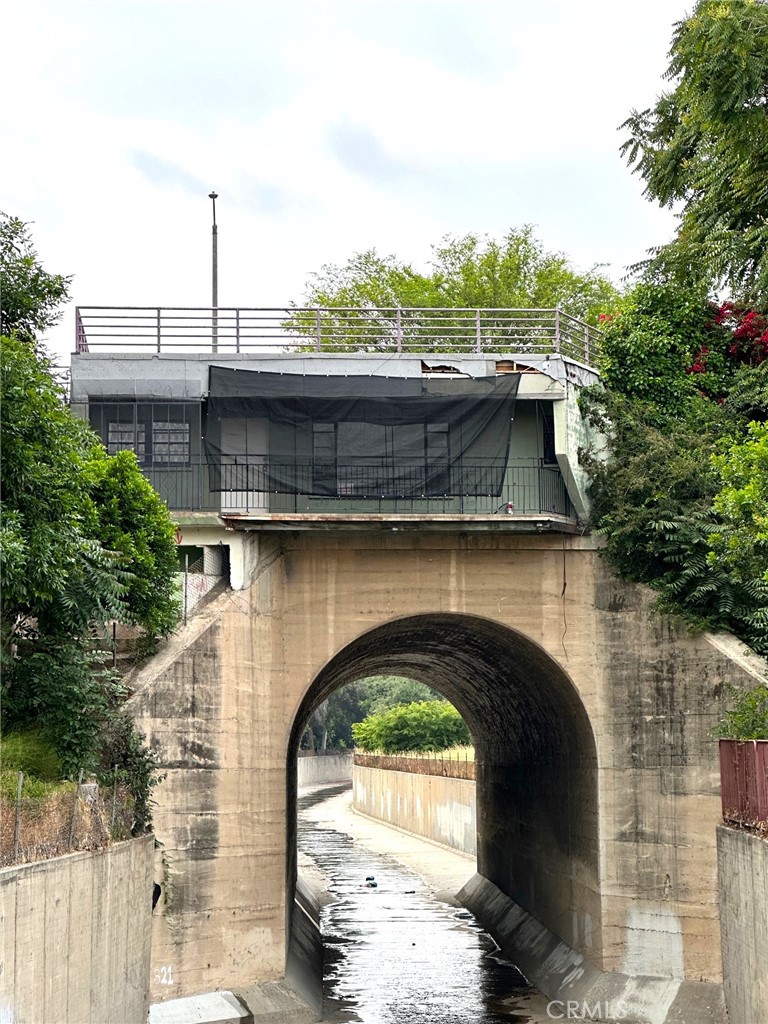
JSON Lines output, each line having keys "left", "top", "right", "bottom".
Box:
{"left": 74, "top": 306, "right": 601, "bottom": 367}
{"left": 141, "top": 456, "right": 576, "bottom": 528}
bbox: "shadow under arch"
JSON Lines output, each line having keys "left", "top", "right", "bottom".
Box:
{"left": 287, "top": 612, "right": 601, "bottom": 987}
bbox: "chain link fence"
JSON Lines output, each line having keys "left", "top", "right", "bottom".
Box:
{"left": 0, "top": 771, "right": 137, "bottom": 867}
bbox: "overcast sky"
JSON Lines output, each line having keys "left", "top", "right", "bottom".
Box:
{"left": 4, "top": 0, "right": 693, "bottom": 363}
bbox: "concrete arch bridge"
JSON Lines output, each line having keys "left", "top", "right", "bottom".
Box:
{"left": 129, "top": 530, "right": 761, "bottom": 1023}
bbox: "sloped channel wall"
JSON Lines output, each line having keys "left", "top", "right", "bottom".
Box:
{"left": 352, "top": 761, "right": 476, "bottom": 856}
{"left": 0, "top": 835, "right": 154, "bottom": 1024}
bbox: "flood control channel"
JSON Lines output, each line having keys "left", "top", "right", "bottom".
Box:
{"left": 297, "top": 784, "right": 554, "bottom": 1024}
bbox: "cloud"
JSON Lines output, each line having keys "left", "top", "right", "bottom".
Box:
{"left": 130, "top": 151, "right": 209, "bottom": 195}
{"left": 329, "top": 123, "right": 444, "bottom": 188}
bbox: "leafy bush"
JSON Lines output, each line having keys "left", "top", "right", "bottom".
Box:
{"left": 713, "top": 685, "right": 768, "bottom": 740}
{"left": 352, "top": 700, "right": 471, "bottom": 753}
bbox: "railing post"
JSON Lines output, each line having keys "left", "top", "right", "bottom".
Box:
{"left": 75, "top": 308, "right": 86, "bottom": 353}
{"left": 315, "top": 308, "right": 322, "bottom": 352}
{"left": 475, "top": 309, "right": 482, "bottom": 353}
{"left": 235, "top": 309, "right": 241, "bottom": 353}
{"left": 554, "top": 308, "right": 561, "bottom": 354}
{"left": 156, "top": 308, "right": 162, "bottom": 353}
{"left": 584, "top": 324, "right": 590, "bottom": 366}
{"left": 396, "top": 307, "right": 402, "bottom": 353}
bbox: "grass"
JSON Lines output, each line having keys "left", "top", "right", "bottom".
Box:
{"left": 0, "top": 729, "right": 62, "bottom": 780}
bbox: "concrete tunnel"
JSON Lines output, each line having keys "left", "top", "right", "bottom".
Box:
{"left": 286, "top": 612, "right": 601, "bottom": 983}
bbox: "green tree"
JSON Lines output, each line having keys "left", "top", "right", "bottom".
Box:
{"left": 305, "top": 676, "right": 441, "bottom": 750}
{"left": 621, "top": 0, "right": 768, "bottom": 302}
{"left": 0, "top": 213, "right": 71, "bottom": 341}
{"left": 580, "top": 280, "right": 768, "bottom": 654}
{"left": 352, "top": 699, "right": 471, "bottom": 753}
{"left": 1, "top": 292, "right": 179, "bottom": 818}
{"left": 291, "top": 227, "right": 619, "bottom": 351}
{"left": 84, "top": 451, "right": 181, "bottom": 642}
{"left": 710, "top": 422, "right": 768, "bottom": 586}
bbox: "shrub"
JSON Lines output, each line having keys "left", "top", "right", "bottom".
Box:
{"left": 713, "top": 685, "right": 768, "bottom": 740}
{"left": 352, "top": 700, "right": 471, "bottom": 753}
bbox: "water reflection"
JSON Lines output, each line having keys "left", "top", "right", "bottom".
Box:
{"left": 297, "top": 786, "right": 544, "bottom": 1023}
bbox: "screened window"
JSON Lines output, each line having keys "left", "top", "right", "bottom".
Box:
{"left": 90, "top": 402, "right": 198, "bottom": 466}
{"left": 152, "top": 421, "right": 191, "bottom": 463}
{"left": 108, "top": 421, "right": 146, "bottom": 459}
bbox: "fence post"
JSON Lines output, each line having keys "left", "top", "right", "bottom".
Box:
{"left": 315, "top": 308, "right": 322, "bottom": 352}
{"left": 14, "top": 771, "right": 23, "bottom": 863}
{"left": 475, "top": 309, "right": 482, "bottom": 353}
{"left": 554, "top": 308, "right": 561, "bottom": 354}
{"left": 111, "top": 766, "right": 119, "bottom": 835}
{"left": 584, "top": 323, "right": 591, "bottom": 366}
{"left": 184, "top": 552, "right": 189, "bottom": 625}
{"left": 235, "top": 308, "right": 241, "bottom": 353}
{"left": 396, "top": 307, "right": 402, "bottom": 353}
{"left": 69, "top": 769, "right": 84, "bottom": 851}
{"left": 156, "top": 308, "right": 162, "bottom": 353}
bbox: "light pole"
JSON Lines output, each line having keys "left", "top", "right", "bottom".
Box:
{"left": 209, "top": 190, "right": 218, "bottom": 352}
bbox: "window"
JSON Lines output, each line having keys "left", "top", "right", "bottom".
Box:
{"left": 91, "top": 402, "right": 198, "bottom": 466}
{"left": 108, "top": 421, "right": 146, "bottom": 459}
{"left": 540, "top": 404, "right": 556, "bottom": 464}
{"left": 152, "top": 421, "right": 191, "bottom": 464}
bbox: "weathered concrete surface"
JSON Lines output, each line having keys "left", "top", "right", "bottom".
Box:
{"left": 353, "top": 764, "right": 476, "bottom": 856}
{"left": 0, "top": 836, "right": 154, "bottom": 1024}
{"left": 460, "top": 874, "right": 726, "bottom": 1024}
{"left": 717, "top": 825, "right": 768, "bottom": 1024}
{"left": 149, "top": 983, "right": 317, "bottom": 1024}
{"left": 127, "top": 531, "right": 767, "bottom": 1002}
{"left": 296, "top": 753, "right": 353, "bottom": 787}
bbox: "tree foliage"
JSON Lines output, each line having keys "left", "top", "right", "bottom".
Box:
{"left": 621, "top": 0, "right": 768, "bottom": 302}
{"left": 0, "top": 213, "right": 71, "bottom": 341}
{"left": 352, "top": 699, "right": 471, "bottom": 753}
{"left": 580, "top": 281, "right": 768, "bottom": 654}
{"left": 304, "top": 676, "right": 440, "bottom": 750}
{"left": 1, "top": 230, "right": 179, "bottom": 815}
{"left": 295, "top": 226, "right": 619, "bottom": 345}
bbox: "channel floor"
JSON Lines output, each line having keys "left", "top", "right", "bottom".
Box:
{"left": 298, "top": 784, "right": 555, "bottom": 1024}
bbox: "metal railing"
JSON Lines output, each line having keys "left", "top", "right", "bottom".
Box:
{"left": 139, "top": 456, "right": 574, "bottom": 518}
{"left": 75, "top": 306, "right": 601, "bottom": 366}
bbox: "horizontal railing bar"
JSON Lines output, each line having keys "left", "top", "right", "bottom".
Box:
{"left": 74, "top": 305, "right": 602, "bottom": 365}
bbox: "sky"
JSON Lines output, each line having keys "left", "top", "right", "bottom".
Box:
{"left": 4, "top": 0, "right": 694, "bottom": 364}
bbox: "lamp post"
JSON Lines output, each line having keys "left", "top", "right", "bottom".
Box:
{"left": 209, "top": 190, "right": 218, "bottom": 352}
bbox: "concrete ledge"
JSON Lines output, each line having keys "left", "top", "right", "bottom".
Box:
{"left": 150, "top": 982, "right": 317, "bottom": 1024}
{"left": 459, "top": 874, "right": 726, "bottom": 1024}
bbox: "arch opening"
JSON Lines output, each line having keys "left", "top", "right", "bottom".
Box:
{"left": 287, "top": 611, "right": 601, "bottom": 983}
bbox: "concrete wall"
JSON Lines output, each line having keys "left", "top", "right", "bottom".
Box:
{"left": 352, "top": 764, "right": 476, "bottom": 856}
{"left": 125, "top": 531, "right": 768, "bottom": 1007}
{"left": 297, "top": 753, "right": 353, "bottom": 787}
{"left": 0, "top": 835, "right": 154, "bottom": 1024}
{"left": 717, "top": 826, "right": 768, "bottom": 1024}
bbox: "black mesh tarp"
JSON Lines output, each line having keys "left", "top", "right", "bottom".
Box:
{"left": 204, "top": 367, "right": 520, "bottom": 497}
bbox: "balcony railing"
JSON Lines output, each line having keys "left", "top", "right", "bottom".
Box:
{"left": 139, "top": 456, "right": 574, "bottom": 518}
{"left": 75, "top": 306, "right": 602, "bottom": 366}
